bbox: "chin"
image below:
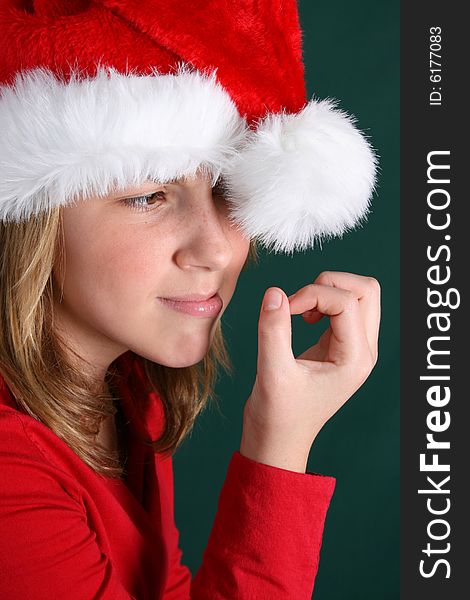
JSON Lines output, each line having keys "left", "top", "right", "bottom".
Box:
{"left": 149, "top": 350, "right": 208, "bottom": 369}
{"left": 135, "top": 334, "right": 213, "bottom": 369}
{"left": 163, "top": 357, "right": 204, "bottom": 368}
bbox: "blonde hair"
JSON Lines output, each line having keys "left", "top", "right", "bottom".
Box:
{"left": 0, "top": 205, "right": 259, "bottom": 479}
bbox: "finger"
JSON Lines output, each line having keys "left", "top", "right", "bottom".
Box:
{"left": 257, "top": 287, "right": 295, "bottom": 379}
{"left": 287, "top": 283, "right": 369, "bottom": 364}
{"left": 290, "top": 271, "right": 381, "bottom": 356}
{"left": 302, "top": 308, "right": 324, "bottom": 325}
{"left": 313, "top": 271, "right": 381, "bottom": 356}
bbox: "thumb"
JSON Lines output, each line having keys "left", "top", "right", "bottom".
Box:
{"left": 257, "top": 287, "right": 294, "bottom": 377}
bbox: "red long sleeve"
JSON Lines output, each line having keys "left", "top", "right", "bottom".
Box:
{"left": 0, "top": 414, "right": 335, "bottom": 599}
{"left": 0, "top": 359, "right": 336, "bottom": 599}
{"left": 164, "top": 452, "right": 336, "bottom": 599}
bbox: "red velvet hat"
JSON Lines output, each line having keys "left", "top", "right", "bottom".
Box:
{"left": 0, "top": 0, "right": 378, "bottom": 254}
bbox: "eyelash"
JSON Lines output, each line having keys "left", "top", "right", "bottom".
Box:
{"left": 120, "top": 181, "right": 230, "bottom": 213}
{"left": 120, "top": 191, "right": 166, "bottom": 213}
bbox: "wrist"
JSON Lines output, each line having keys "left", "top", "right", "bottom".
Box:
{"left": 240, "top": 427, "right": 309, "bottom": 474}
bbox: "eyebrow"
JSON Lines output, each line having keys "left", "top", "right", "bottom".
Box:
{"left": 112, "top": 178, "right": 178, "bottom": 200}
{"left": 147, "top": 176, "right": 182, "bottom": 185}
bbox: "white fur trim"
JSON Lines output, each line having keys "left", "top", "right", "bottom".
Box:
{"left": 223, "top": 97, "right": 379, "bottom": 254}
{"left": 0, "top": 63, "right": 247, "bottom": 223}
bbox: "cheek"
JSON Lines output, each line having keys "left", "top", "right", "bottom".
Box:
{"left": 61, "top": 219, "right": 160, "bottom": 312}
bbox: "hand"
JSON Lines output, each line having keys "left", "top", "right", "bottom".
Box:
{"left": 240, "top": 271, "right": 381, "bottom": 473}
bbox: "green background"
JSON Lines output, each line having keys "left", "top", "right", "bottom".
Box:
{"left": 174, "top": 1, "right": 399, "bottom": 598}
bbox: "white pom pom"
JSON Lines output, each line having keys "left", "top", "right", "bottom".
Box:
{"left": 224, "top": 97, "right": 379, "bottom": 254}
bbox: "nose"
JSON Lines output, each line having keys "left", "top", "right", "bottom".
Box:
{"left": 174, "top": 192, "right": 233, "bottom": 272}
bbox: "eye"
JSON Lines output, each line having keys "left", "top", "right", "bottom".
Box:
{"left": 119, "top": 179, "right": 230, "bottom": 214}
{"left": 120, "top": 190, "right": 166, "bottom": 213}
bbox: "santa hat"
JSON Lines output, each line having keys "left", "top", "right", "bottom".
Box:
{"left": 0, "top": 0, "right": 378, "bottom": 254}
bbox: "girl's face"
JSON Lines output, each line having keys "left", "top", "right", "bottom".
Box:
{"left": 52, "top": 172, "right": 251, "bottom": 380}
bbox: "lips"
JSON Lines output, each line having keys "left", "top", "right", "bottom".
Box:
{"left": 162, "top": 291, "right": 219, "bottom": 302}
{"left": 157, "top": 293, "right": 223, "bottom": 317}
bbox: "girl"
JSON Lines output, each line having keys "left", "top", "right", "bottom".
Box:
{"left": 0, "top": 1, "right": 380, "bottom": 598}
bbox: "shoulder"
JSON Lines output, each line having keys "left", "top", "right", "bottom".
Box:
{"left": 0, "top": 404, "right": 82, "bottom": 505}
{"left": 0, "top": 406, "right": 135, "bottom": 599}
{"left": 0, "top": 403, "right": 46, "bottom": 457}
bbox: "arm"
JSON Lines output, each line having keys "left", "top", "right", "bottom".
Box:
{"left": 160, "top": 272, "right": 381, "bottom": 598}
{"left": 163, "top": 451, "right": 335, "bottom": 600}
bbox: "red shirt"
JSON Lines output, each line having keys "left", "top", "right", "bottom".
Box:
{"left": 0, "top": 351, "right": 336, "bottom": 599}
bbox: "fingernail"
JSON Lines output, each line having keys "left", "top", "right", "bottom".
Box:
{"left": 264, "top": 289, "right": 283, "bottom": 311}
